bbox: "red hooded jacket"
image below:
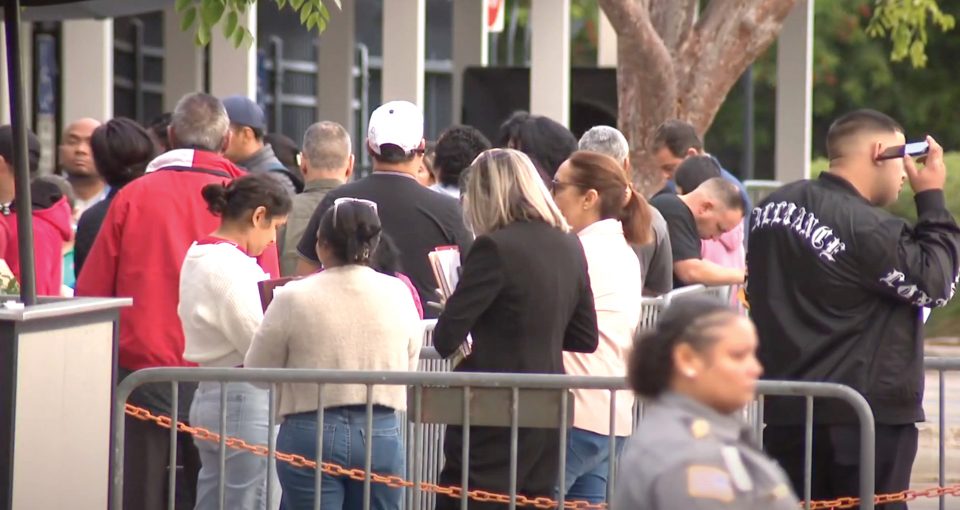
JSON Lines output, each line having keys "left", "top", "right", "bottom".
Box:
{"left": 76, "top": 149, "right": 279, "bottom": 371}
{"left": 0, "top": 193, "right": 73, "bottom": 296}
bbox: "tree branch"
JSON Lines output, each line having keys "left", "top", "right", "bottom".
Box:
{"left": 596, "top": 0, "right": 649, "bottom": 43}
{"left": 650, "top": 0, "right": 699, "bottom": 53}
{"left": 599, "top": 0, "right": 679, "bottom": 194}
{"left": 675, "top": 0, "right": 797, "bottom": 134}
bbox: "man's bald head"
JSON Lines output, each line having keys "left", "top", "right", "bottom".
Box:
{"left": 60, "top": 117, "right": 101, "bottom": 177}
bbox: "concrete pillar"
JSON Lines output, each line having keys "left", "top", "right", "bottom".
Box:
{"left": 597, "top": 8, "right": 617, "bottom": 67}
{"left": 163, "top": 4, "right": 204, "bottom": 111}
{"left": 382, "top": 0, "right": 425, "bottom": 107}
{"left": 0, "top": 24, "right": 9, "bottom": 125}
{"left": 530, "top": 0, "right": 570, "bottom": 126}
{"left": 209, "top": 7, "right": 257, "bottom": 100}
{"left": 774, "top": 0, "right": 813, "bottom": 183}
{"left": 61, "top": 19, "right": 113, "bottom": 123}
{"left": 61, "top": 20, "right": 113, "bottom": 122}
{"left": 317, "top": 0, "right": 355, "bottom": 134}
{"left": 452, "top": 0, "right": 488, "bottom": 124}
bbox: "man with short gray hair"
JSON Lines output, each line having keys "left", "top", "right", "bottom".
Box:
{"left": 578, "top": 125, "right": 673, "bottom": 296}
{"left": 77, "top": 91, "right": 280, "bottom": 510}
{"left": 278, "top": 121, "right": 354, "bottom": 275}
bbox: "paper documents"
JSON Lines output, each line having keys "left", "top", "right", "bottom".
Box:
{"left": 428, "top": 246, "right": 472, "bottom": 365}
{"left": 428, "top": 246, "right": 461, "bottom": 299}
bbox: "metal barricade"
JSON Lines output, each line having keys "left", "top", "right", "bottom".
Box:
{"left": 925, "top": 356, "right": 960, "bottom": 510}
{"left": 743, "top": 179, "right": 783, "bottom": 205}
{"left": 113, "top": 368, "right": 626, "bottom": 510}
{"left": 111, "top": 367, "right": 878, "bottom": 510}
{"left": 409, "top": 320, "right": 450, "bottom": 510}
{"left": 638, "top": 296, "right": 664, "bottom": 332}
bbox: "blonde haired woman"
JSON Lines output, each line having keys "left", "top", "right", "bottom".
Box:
{"left": 433, "top": 148, "right": 599, "bottom": 510}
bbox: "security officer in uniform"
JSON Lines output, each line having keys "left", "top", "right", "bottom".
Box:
{"left": 614, "top": 298, "right": 798, "bottom": 509}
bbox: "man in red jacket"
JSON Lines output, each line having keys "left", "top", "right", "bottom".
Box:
{"left": 76, "top": 92, "right": 279, "bottom": 510}
{"left": 0, "top": 125, "right": 73, "bottom": 296}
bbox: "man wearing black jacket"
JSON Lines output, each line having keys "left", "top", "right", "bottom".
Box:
{"left": 747, "top": 109, "right": 960, "bottom": 507}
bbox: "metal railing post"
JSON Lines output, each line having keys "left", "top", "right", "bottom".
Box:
{"left": 269, "top": 36, "right": 284, "bottom": 132}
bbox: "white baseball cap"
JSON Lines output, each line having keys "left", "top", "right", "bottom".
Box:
{"left": 367, "top": 101, "right": 424, "bottom": 155}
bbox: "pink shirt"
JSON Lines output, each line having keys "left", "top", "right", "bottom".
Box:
{"left": 701, "top": 222, "right": 745, "bottom": 307}
{"left": 563, "top": 219, "right": 642, "bottom": 436}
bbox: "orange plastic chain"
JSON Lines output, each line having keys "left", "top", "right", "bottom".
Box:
{"left": 125, "top": 404, "right": 959, "bottom": 509}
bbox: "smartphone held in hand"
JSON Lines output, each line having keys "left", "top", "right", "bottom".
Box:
{"left": 877, "top": 141, "right": 930, "bottom": 161}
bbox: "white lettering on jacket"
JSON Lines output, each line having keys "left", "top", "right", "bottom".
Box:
{"left": 751, "top": 201, "right": 847, "bottom": 262}
{"left": 880, "top": 268, "right": 953, "bottom": 307}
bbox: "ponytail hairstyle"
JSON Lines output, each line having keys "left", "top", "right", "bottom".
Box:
{"left": 316, "top": 197, "right": 382, "bottom": 266}
{"left": 201, "top": 173, "right": 292, "bottom": 222}
{"left": 629, "top": 298, "right": 738, "bottom": 398}
{"left": 564, "top": 150, "right": 652, "bottom": 244}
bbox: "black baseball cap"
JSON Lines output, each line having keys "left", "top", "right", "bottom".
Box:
{"left": 0, "top": 125, "right": 41, "bottom": 174}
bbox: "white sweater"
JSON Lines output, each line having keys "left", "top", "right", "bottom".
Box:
{"left": 179, "top": 242, "right": 269, "bottom": 367}
{"left": 245, "top": 265, "right": 423, "bottom": 416}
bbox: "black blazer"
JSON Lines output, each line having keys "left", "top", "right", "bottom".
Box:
{"left": 433, "top": 220, "right": 599, "bottom": 374}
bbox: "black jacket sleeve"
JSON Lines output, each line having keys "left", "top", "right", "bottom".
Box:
{"left": 562, "top": 241, "right": 599, "bottom": 353}
{"left": 858, "top": 190, "right": 960, "bottom": 308}
{"left": 296, "top": 193, "right": 336, "bottom": 263}
{"left": 432, "top": 236, "right": 503, "bottom": 358}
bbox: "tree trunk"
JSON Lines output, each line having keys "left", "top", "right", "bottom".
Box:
{"left": 600, "top": 0, "right": 798, "bottom": 196}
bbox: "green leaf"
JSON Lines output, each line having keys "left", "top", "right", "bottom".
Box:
{"left": 232, "top": 23, "right": 245, "bottom": 47}
{"left": 276, "top": 0, "right": 287, "bottom": 9}
{"left": 223, "top": 10, "right": 238, "bottom": 39}
{"left": 300, "top": 2, "right": 313, "bottom": 25}
{"left": 909, "top": 40, "right": 927, "bottom": 67}
{"left": 180, "top": 6, "right": 197, "bottom": 31}
{"left": 197, "top": 24, "right": 211, "bottom": 46}
{"left": 200, "top": 0, "right": 226, "bottom": 28}
{"left": 318, "top": 13, "right": 327, "bottom": 33}
{"left": 290, "top": 0, "right": 305, "bottom": 10}
{"left": 175, "top": 0, "right": 192, "bottom": 13}
{"left": 319, "top": 4, "right": 329, "bottom": 22}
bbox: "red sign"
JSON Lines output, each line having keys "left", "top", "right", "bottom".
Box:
{"left": 487, "top": 0, "right": 505, "bottom": 33}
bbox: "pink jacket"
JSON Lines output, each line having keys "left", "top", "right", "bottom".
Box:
{"left": 701, "top": 222, "right": 745, "bottom": 271}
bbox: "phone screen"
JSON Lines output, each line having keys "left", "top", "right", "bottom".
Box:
{"left": 904, "top": 141, "right": 929, "bottom": 157}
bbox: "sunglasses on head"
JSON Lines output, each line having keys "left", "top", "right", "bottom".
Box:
{"left": 332, "top": 197, "right": 378, "bottom": 227}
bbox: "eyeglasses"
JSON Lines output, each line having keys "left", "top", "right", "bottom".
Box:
{"left": 332, "top": 197, "right": 378, "bottom": 227}
{"left": 550, "top": 178, "right": 580, "bottom": 195}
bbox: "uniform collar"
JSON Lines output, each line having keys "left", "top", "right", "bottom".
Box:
{"left": 658, "top": 391, "right": 750, "bottom": 442}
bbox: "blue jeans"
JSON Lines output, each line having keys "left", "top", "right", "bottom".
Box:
{"left": 189, "top": 381, "right": 279, "bottom": 510}
{"left": 562, "top": 428, "right": 626, "bottom": 504}
{"left": 277, "top": 406, "right": 404, "bottom": 510}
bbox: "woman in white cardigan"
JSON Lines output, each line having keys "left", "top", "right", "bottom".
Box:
{"left": 246, "top": 198, "right": 422, "bottom": 510}
{"left": 179, "top": 173, "right": 291, "bottom": 510}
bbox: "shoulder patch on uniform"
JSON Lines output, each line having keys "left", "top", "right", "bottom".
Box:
{"left": 687, "top": 465, "right": 735, "bottom": 502}
{"left": 690, "top": 418, "right": 711, "bottom": 439}
{"left": 771, "top": 483, "right": 792, "bottom": 500}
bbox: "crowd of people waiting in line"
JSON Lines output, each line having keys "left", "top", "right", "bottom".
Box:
{"left": 4, "top": 88, "right": 954, "bottom": 510}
